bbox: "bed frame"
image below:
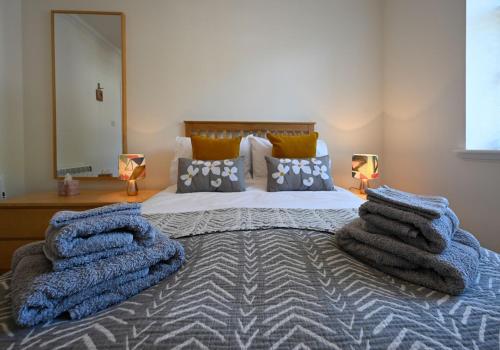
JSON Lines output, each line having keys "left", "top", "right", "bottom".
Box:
{"left": 184, "top": 121, "right": 315, "bottom": 138}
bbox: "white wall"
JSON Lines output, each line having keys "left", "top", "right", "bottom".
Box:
{"left": 55, "top": 14, "right": 122, "bottom": 176}
{"left": 384, "top": 0, "right": 500, "bottom": 251}
{"left": 9, "top": 0, "right": 500, "bottom": 250}
{"left": 21, "top": 0, "right": 384, "bottom": 191}
{"left": 0, "top": 0, "right": 25, "bottom": 198}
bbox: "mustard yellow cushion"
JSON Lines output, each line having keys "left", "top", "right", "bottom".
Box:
{"left": 190, "top": 136, "right": 242, "bottom": 160}
{"left": 267, "top": 132, "right": 318, "bottom": 158}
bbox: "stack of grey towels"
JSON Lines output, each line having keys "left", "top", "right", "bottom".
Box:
{"left": 10, "top": 203, "right": 185, "bottom": 327}
{"left": 337, "top": 186, "right": 481, "bottom": 295}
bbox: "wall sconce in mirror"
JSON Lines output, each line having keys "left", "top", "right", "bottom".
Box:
{"left": 96, "top": 83, "right": 103, "bottom": 102}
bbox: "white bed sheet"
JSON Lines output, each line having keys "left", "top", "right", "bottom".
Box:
{"left": 142, "top": 178, "right": 364, "bottom": 214}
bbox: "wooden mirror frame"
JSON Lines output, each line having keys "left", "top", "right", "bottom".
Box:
{"left": 51, "top": 10, "right": 127, "bottom": 180}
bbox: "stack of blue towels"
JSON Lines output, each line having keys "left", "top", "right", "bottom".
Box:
{"left": 337, "top": 186, "right": 481, "bottom": 295}
{"left": 10, "top": 203, "right": 185, "bottom": 327}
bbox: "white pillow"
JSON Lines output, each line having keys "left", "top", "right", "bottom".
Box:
{"left": 240, "top": 135, "right": 252, "bottom": 177}
{"left": 249, "top": 135, "right": 329, "bottom": 178}
{"left": 169, "top": 135, "right": 253, "bottom": 185}
{"left": 248, "top": 136, "right": 272, "bottom": 179}
{"left": 316, "top": 139, "right": 329, "bottom": 158}
{"left": 174, "top": 136, "right": 192, "bottom": 159}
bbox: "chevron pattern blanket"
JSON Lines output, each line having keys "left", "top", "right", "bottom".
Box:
{"left": 144, "top": 207, "right": 359, "bottom": 238}
{"left": 1, "top": 208, "right": 499, "bottom": 349}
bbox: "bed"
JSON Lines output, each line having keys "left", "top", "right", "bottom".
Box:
{"left": 0, "top": 121, "right": 499, "bottom": 349}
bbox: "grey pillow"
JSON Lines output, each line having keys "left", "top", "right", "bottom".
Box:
{"left": 177, "top": 157, "right": 246, "bottom": 193}
{"left": 265, "top": 155, "right": 334, "bottom": 192}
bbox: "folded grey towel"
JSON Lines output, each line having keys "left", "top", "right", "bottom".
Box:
{"left": 366, "top": 186, "right": 449, "bottom": 219}
{"left": 11, "top": 235, "right": 185, "bottom": 327}
{"left": 336, "top": 218, "right": 480, "bottom": 295}
{"left": 44, "top": 215, "right": 157, "bottom": 271}
{"left": 50, "top": 202, "right": 141, "bottom": 228}
{"left": 43, "top": 243, "right": 142, "bottom": 271}
{"left": 359, "top": 201, "right": 459, "bottom": 253}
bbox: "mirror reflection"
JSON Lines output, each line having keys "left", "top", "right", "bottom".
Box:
{"left": 53, "top": 12, "right": 124, "bottom": 178}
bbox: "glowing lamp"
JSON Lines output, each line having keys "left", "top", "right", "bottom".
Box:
{"left": 119, "top": 154, "right": 146, "bottom": 196}
{"left": 352, "top": 154, "right": 379, "bottom": 194}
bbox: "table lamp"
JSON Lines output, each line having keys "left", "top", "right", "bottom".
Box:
{"left": 119, "top": 154, "right": 146, "bottom": 196}
{"left": 352, "top": 154, "right": 379, "bottom": 194}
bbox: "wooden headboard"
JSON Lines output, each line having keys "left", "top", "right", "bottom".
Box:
{"left": 184, "top": 121, "right": 315, "bottom": 138}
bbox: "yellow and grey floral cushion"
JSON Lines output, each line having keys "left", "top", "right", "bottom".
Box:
{"left": 265, "top": 155, "right": 334, "bottom": 192}
{"left": 177, "top": 157, "right": 246, "bottom": 193}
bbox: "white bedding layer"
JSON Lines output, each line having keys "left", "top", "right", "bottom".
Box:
{"left": 142, "top": 178, "right": 364, "bottom": 214}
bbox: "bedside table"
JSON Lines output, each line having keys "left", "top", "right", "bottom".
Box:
{"left": 0, "top": 189, "right": 159, "bottom": 272}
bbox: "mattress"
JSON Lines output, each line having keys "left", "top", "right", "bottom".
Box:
{"left": 141, "top": 177, "right": 365, "bottom": 214}
{"left": 1, "top": 185, "right": 499, "bottom": 349}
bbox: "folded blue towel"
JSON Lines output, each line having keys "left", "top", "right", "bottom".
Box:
{"left": 50, "top": 202, "right": 141, "bottom": 228}
{"left": 44, "top": 243, "right": 141, "bottom": 271}
{"left": 359, "top": 201, "right": 459, "bottom": 253}
{"left": 336, "top": 218, "right": 480, "bottom": 295}
{"left": 11, "top": 235, "right": 185, "bottom": 327}
{"left": 366, "top": 186, "right": 449, "bottom": 219}
{"left": 45, "top": 215, "right": 157, "bottom": 270}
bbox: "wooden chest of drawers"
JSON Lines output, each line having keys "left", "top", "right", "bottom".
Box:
{"left": 0, "top": 190, "right": 159, "bottom": 272}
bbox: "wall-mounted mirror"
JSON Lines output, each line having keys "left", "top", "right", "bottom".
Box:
{"left": 52, "top": 10, "right": 126, "bottom": 179}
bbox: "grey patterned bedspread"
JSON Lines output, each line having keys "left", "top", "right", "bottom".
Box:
{"left": 0, "top": 208, "right": 499, "bottom": 349}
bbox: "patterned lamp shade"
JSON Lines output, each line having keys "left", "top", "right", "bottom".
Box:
{"left": 119, "top": 154, "right": 146, "bottom": 181}
{"left": 352, "top": 154, "right": 379, "bottom": 180}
